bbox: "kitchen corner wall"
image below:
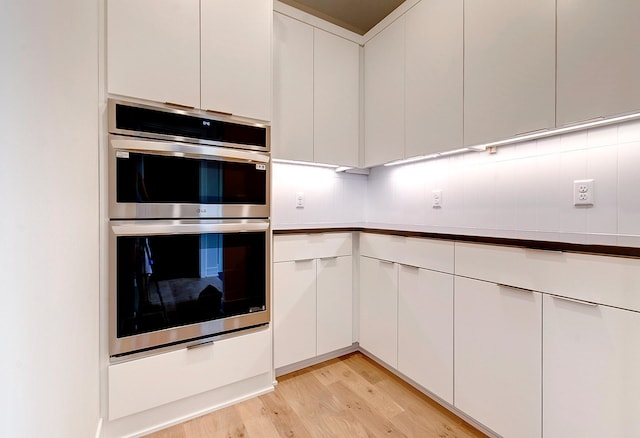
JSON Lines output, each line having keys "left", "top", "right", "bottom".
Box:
{"left": 273, "top": 118, "right": 640, "bottom": 247}
{"left": 272, "top": 162, "right": 367, "bottom": 226}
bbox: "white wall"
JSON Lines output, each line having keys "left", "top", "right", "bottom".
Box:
{"left": 273, "top": 119, "right": 640, "bottom": 247}
{"left": 0, "top": 1, "right": 100, "bottom": 437}
{"left": 272, "top": 162, "right": 367, "bottom": 227}
{"left": 366, "top": 119, "right": 640, "bottom": 246}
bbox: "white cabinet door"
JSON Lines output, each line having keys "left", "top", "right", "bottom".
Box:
{"left": 405, "top": 0, "right": 463, "bottom": 158}
{"left": 316, "top": 256, "right": 353, "bottom": 356}
{"left": 201, "top": 0, "right": 271, "bottom": 121}
{"left": 398, "top": 266, "right": 453, "bottom": 404}
{"left": 107, "top": 0, "right": 200, "bottom": 108}
{"left": 543, "top": 295, "right": 640, "bottom": 437}
{"left": 364, "top": 17, "right": 405, "bottom": 167}
{"left": 273, "top": 260, "right": 317, "bottom": 369}
{"left": 272, "top": 12, "right": 314, "bottom": 161}
{"left": 464, "top": 0, "right": 555, "bottom": 146}
{"left": 314, "top": 29, "right": 360, "bottom": 167}
{"left": 557, "top": 0, "right": 640, "bottom": 126}
{"left": 359, "top": 256, "right": 398, "bottom": 367}
{"left": 455, "top": 277, "right": 541, "bottom": 438}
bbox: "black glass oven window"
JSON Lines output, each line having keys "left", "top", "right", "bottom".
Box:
{"left": 115, "top": 104, "right": 267, "bottom": 148}
{"left": 116, "top": 153, "right": 266, "bottom": 205}
{"left": 116, "top": 232, "right": 266, "bottom": 338}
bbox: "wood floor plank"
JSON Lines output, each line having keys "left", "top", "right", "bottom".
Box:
{"left": 327, "top": 380, "right": 408, "bottom": 437}
{"left": 233, "top": 397, "right": 281, "bottom": 438}
{"left": 280, "top": 368, "right": 371, "bottom": 437}
{"left": 182, "top": 403, "right": 248, "bottom": 438}
{"left": 143, "top": 352, "right": 487, "bottom": 438}
{"left": 314, "top": 357, "right": 406, "bottom": 420}
{"left": 259, "top": 390, "right": 313, "bottom": 438}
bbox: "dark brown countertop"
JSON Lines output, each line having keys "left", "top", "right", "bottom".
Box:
{"left": 273, "top": 226, "right": 640, "bottom": 258}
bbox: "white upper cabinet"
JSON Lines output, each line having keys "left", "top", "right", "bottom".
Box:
{"left": 557, "top": 0, "right": 640, "bottom": 126}
{"left": 201, "top": 0, "right": 271, "bottom": 121}
{"left": 108, "top": 0, "right": 271, "bottom": 121}
{"left": 463, "top": 0, "right": 555, "bottom": 146}
{"left": 107, "top": 0, "right": 200, "bottom": 108}
{"left": 272, "top": 12, "right": 314, "bottom": 162}
{"left": 273, "top": 13, "right": 359, "bottom": 166}
{"left": 405, "top": 0, "right": 463, "bottom": 158}
{"left": 364, "top": 17, "right": 405, "bottom": 167}
{"left": 314, "top": 29, "right": 360, "bottom": 167}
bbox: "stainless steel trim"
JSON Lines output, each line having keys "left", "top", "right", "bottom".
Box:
{"left": 187, "top": 340, "right": 214, "bottom": 350}
{"left": 552, "top": 295, "right": 599, "bottom": 307}
{"left": 110, "top": 136, "right": 270, "bottom": 163}
{"left": 111, "top": 218, "right": 270, "bottom": 236}
{"left": 497, "top": 283, "right": 534, "bottom": 293}
{"left": 108, "top": 98, "right": 271, "bottom": 153}
{"left": 110, "top": 324, "right": 268, "bottom": 364}
{"left": 108, "top": 219, "right": 271, "bottom": 358}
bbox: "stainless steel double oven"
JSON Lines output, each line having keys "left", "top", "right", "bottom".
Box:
{"left": 108, "top": 99, "right": 270, "bottom": 359}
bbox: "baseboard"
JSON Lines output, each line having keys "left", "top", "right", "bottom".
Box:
{"left": 356, "top": 347, "right": 500, "bottom": 438}
{"left": 103, "top": 373, "right": 274, "bottom": 438}
{"left": 129, "top": 385, "right": 274, "bottom": 438}
{"left": 275, "top": 343, "right": 359, "bottom": 377}
{"left": 95, "top": 418, "right": 103, "bottom": 438}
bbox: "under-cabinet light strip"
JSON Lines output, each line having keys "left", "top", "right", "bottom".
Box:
{"left": 272, "top": 158, "right": 339, "bottom": 168}
{"left": 383, "top": 111, "right": 640, "bottom": 168}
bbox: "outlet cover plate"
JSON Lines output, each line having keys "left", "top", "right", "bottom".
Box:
{"left": 573, "top": 179, "right": 594, "bottom": 206}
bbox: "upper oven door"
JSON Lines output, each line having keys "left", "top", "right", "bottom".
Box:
{"left": 109, "top": 135, "right": 270, "bottom": 219}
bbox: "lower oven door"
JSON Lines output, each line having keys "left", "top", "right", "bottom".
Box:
{"left": 109, "top": 219, "right": 270, "bottom": 358}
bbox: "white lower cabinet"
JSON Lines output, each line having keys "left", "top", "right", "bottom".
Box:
{"left": 273, "top": 259, "right": 317, "bottom": 368}
{"left": 454, "top": 276, "right": 542, "bottom": 438}
{"left": 359, "top": 255, "right": 398, "bottom": 367}
{"left": 543, "top": 294, "right": 640, "bottom": 437}
{"left": 397, "top": 265, "right": 453, "bottom": 404}
{"left": 273, "top": 233, "right": 353, "bottom": 370}
{"left": 317, "top": 256, "right": 353, "bottom": 356}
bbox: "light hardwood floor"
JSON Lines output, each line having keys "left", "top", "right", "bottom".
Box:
{"left": 145, "top": 352, "right": 487, "bottom": 438}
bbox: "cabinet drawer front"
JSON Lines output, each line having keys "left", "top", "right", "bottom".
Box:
{"left": 455, "top": 242, "right": 640, "bottom": 311}
{"left": 360, "top": 232, "right": 454, "bottom": 273}
{"left": 108, "top": 328, "right": 271, "bottom": 420}
{"left": 273, "top": 232, "right": 352, "bottom": 262}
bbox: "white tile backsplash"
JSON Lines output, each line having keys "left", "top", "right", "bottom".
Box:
{"left": 272, "top": 119, "right": 640, "bottom": 246}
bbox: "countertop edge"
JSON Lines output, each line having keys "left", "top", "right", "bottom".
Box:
{"left": 273, "top": 226, "right": 640, "bottom": 258}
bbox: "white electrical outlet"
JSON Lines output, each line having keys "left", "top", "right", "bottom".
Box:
{"left": 432, "top": 190, "right": 442, "bottom": 208}
{"left": 295, "top": 192, "right": 305, "bottom": 208}
{"left": 573, "top": 179, "right": 594, "bottom": 206}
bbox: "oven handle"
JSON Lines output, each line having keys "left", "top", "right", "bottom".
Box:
{"left": 110, "top": 137, "right": 270, "bottom": 164}
{"left": 111, "top": 220, "right": 270, "bottom": 236}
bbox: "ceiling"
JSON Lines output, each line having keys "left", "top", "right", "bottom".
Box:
{"left": 278, "top": 0, "right": 406, "bottom": 35}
